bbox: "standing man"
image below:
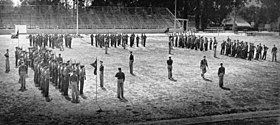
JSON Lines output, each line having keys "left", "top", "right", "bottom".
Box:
{"left": 129, "top": 51, "right": 134, "bottom": 75}
{"left": 209, "top": 38, "right": 213, "bottom": 50}
{"left": 29, "top": 34, "right": 33, "bottom": 46}
{"left": 4, "top": 49, "right": 10, "bottom": 73}
{"left": 57, "top": 54, "right": 63, "bottom": 63}
{"left": 136, "top": 35, "right": 139, "bottom": 47}
{"left": 200, "top": 56, "right": 208, "bottom": 78}
{"left": 262, "top": 45, "right": 269, "bottom": 60}
{"left": 99, "top": 61, "right": 104, "bottom": 88}
{"left": 272, "top": 45, "right": 277, "bottom": 62}
{"left": 90, "top": 34, "right": 94, "bottom": 46}
{"left": 218, "top": 63, "right": 225, "bottom": 88}
{"left": 79, "top": 65, "right": 86, "bottom": 95}
{"left": 19, "top": 61, "right": 28, "bottom": 91}
{"left": 15, "top": 47, "right": 19, "bottom": 67}
{"left": 167, "top": 56, "right": 173, "bottom": 79}
{"left": 115, "top": 68, "right": 126, "bottom": 101}
{"left": 213, "top": 38, "right": 218, "bottom": 58}
{"left": 70, "top": 70, "right": 79, "bottom": 103}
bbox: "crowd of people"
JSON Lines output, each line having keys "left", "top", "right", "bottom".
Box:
{"left": 90, "top": 33, "right": 147, "bottom": 52}
{"left": 220, "top": 37, "right": 278, "bottom": 62}
{"left": 28, "top": 33, "right": 73, "bottom": 51}
{"left": 168, "top": 32, "right": 218, "bottom": 56}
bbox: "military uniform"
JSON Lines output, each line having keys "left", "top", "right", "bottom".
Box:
{"left": 99, "top": 62, "right": 104, "bottom": 88}
{"left": 19, "top": 62, "right": 28, "bottom": 91}
{"left": 167, "top": 57, "right": 173, "bottom": 79}
{"left": 79, "top": 65, "right": 86, "bottom": 95}
{"left": 200, "top": 57, "right": 208, "bottom": 78}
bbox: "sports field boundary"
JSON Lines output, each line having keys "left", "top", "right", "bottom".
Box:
{"left": 128, "top": 110, "right": 280, "bottom": 125}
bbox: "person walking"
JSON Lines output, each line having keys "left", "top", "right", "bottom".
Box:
{"left": 200, "top": 56, "right": 208, "bottom": 78}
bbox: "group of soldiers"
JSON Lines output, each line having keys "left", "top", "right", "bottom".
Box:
{"left": 28, "top": 33, "right": 73, "bottom": 51}
{"left": 168, "top": 32, "right": 218, "bottom": 56}
{"left": 15, "top": 45, "right": 86, "bottom": 103}
{"left": 90, "top": 33, "right": 147, "bottom": 50}
{"left": 220, "top": 37, "right": 278, "bottom": 61}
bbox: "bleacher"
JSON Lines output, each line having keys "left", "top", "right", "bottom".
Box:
{"left": 0, "top": 5, "right": 181, "bottom": 30}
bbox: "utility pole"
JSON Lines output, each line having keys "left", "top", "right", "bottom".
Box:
{"left": 174, "top": 0, "right": 177, "bottom": 30}
{"left": 76, "top": 0, "right": 79, "bottom": 35}
{"left": 233, "top": 0, "right": 236, "bottom": 32}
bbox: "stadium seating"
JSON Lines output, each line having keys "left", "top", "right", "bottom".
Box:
{"left": 0, "top": 5, "right": 181, "bottom": 30}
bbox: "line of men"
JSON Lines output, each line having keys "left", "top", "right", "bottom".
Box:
{"left": 220, "top": 37, "right": 278, "bottom": 61}
{"left": 16, "top": 45, "right": 86, "bottom": 103}
{"left": 28, "top": 33, "right": 73, "bottom": 51}
{"left": 168, "top": 32, "right": 218, "bottom": 55}
{"left": 90, "top": 33, "right": 147, "bottom": 49}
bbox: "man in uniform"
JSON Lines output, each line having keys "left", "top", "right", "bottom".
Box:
{"left": 44, "top": 66, "right": 51, "bottom": 101}
{"left": 167, "top": 56, "right": 173, "bottom": 79}
{"left": 70, "top": 70, "right": 79, "bottom": 103}
{"left": 4, "top": 49, "right": 10, "bottom": 73}
{"left": 90, "top": 34, "right": 94, "bottom": 46}
{"left": 209, "top": 38, "right": 213, "bottom": 50}
{"left": 200, "top": 56, "right": 208, "bottom": 79}
{"left": 115, "top": 68, "right": 126, "bottom": 101}
{"left": 218, "top": 63, "right": 225, "bottom": 88}
{"left": 19, "top": 61, "right": 28, "bottom": 91}
{"left": 15, "top": 47, "right": 20, "bottom": 67}
{"left": 29, "top": 34, "right": 33, "bottom": 46}
{"left": 129, "top": 51, "right": 134, "bottom": 75}
{"left": 79, "top": 65, "right": 86, "bottom": 95}
{"left": 272, "top": 45, "right": 277, "bottom": 62}
{"left": 213, "top": 37, "right": 218, "bottom": 58}
{"left": 262, "top": 45, "right": 269, "bottom": 60}
{"left": 99, "top": 61, "right": 104, "bottom": 88}
{"left": 136, "top": 35, "right": 140, "bottom": 47}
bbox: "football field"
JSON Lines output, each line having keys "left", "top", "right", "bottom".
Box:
{"left": 0, "top": 34, "right": 279, "bottom": 124}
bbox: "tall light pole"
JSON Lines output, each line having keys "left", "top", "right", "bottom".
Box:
{"left": 233, "top": 0, "right": 236, "bottom": 32}
{"left": 76, "top": 0, "right": 79, "bottom": 35}
{"left": 174, "top": 0, "right": 177, "bottom": 30}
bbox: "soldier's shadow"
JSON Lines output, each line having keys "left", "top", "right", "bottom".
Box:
{"left": 203, "top": 78, "right": 213, "bottom": 82}
{"left": 220, "top": 86, "right": 231, "bottom": 91}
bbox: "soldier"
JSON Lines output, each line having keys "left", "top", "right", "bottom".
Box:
{"left": 200, "top": 56, "right": 208, "bottom": 78}
{"left": 136, "top": 35, "right": 139, "bottom": 47}
{"left": 130, "top": 33, "right": 135, "bottom": 47}
{"left": 213, "top": 37, "right": 218, "bottom": 58}
{"left": 90, "top": 34, "right": 94, "bottom": 46}
{"left": 75, "top": 63, "right": 80, "bottom": 91}
{"left": 19, "top": 61, "right": 28, "bottom": 91}
{"left": 218, "top": 63, "right": 225, "bottom": 88}
{"left": 105, "top": 37, "right": 109, "bottom": 54}
{"left": 70, "top": 70, "right": 79, "bottom": 103}
{"left": 129, "top": 51, "right": 134, "bottom": 74}
{"left": 204, "top": 37, "right": 208, "bottom": 51}
{"left": 209, "top": 38, "right": 213, "bottom": 50}
{"left": 115, "top": 68, "right": 126, "bottom": 101}
{"left": 272, "top": 45, "right": 277, "bottom": 62}
{"left": 143, "top": 33, "right": 147, "bottom": 47}
{"left": 79, "top": 65, "right": 86, "bottom": 95}
{"left": 15, "top": 47, "right": 19, "bottom": 67}
{"left": 29, "top": 34, "right": 33, "bottom": 46}
{"left": 220, "top": 40, "right": 226, "bottom": 55}
{"left": 63, "top": 62, "right": 71, "bottom": 96}
{"left": 99, "top": 61, "right": 104, "bottom": 88}
{"left": 44, "top": 66, "right": 51, "bottom": 101}
{"left": 262, "top": 45, "right": 269, "bottom": 60}
{"left": 69, "top": 35, "right": 72, "bottom": 48}
{"left": 4, "top": 49, "right": 10, "bottom": 73}
{"left": 200, "top": 37, "right": 204, "bottom": 51}
{"left": 60, "top": 63, "right": 66, "bottom": 91}
{"left": 169, "top": 40, "right": 172, "bottom": 54}
{"left": 167, "top": 56, "right": 173, "bottom": 79}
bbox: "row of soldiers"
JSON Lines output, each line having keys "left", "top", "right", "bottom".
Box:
{"left": 220, "top": 37, "right": 278, "bottom": 61}
{"left": 28, "top": 34, "right": 73, "bottom": 51}
{"left": 90, "top": 33, "right": 147, "bottom": 49}
{"left": 21, "top": 46, "right": 86, "bottom": 103}
{"left": 168, "top": 33, "right": 218, "bottom": 56}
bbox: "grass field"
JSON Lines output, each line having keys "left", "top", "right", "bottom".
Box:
{"left": 0, "top": 34, "right": 279, "bottom": 124}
